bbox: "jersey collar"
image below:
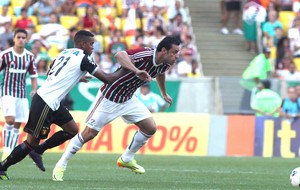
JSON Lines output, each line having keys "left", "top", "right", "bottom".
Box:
{"left": 153, "top": 48, "right": 158, "bottom": 67}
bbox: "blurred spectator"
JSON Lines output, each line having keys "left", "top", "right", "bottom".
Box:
{"left": 274, "top": 26, "right": 284, "bottom": 46}
{"left": 296, "top": 85, "right": 300, "bottom": 97}
{"left": 243, "top": 1, "right": 259, "bottom": 54}
{"left": 281, "top": 0, "right": 293, "bottom": 10}
{"left": 276, "top": 37, "right": 293, "bottom": 69}
{"left": 140, "top": 0, "right": 167, "bottom": 17}
{"left": 250, "top": 80, "right": 282, "bottom": 117}
{"left": 276, "top": 62, "right": 300, "bottom": 80}
{"left": 221, "top": 0, "right": 243, "bottom": 35}
{"left": 280, "top": 87, "right": 300, "bottom": 120}
{"left": 187, "top": 59, "right": 201, "bottom": 78}
{"left": 288, "top": 16, "right": 300, "bottom": 57}
{"left": 293, "top": 0, "right": 300, "bottom": 12}
{"left": 132, "top": 35, "right": 145, "bottom": 49}
{"left": 177, "top": 46, "right": 193, "bottom": 77}
{"left": 240, "top": 48, "right": 272, "bottom": 90}
{"left": 144, "top": 6, "right": 165, "bottom": 35}
{"left": 0, "top": 22, "right": 13, "bottom": 51}
{"left": 168, "top": 0, "right": 187, "bottom": 22}
{"left": 57, "top": 0, "right": 77, "bottom": 16}
{"left": 262, "top": 10, "right": 283, "bottom": 48}
{"left": 36, "top": 58, "right": 49, "bottom": 75}
{"left": 166, "top": 64, "right": 178, "bottom": 78}
{"left": 147, "top": 26, "right": 166, "bottom": 48}
{"left": 136, "top": 83, "right": 166, "bottom": 113}
{"left": 15, "top": 8, "right": 34, "bottom": 29}
{"left": 169, "top": 13, "right": 185, "bottom": 36}
{"left": 33, "top": 0, "right": 55, "bottom": 24}
{"left": 0, "top": 5, "right": 11, "bottom": 35}
{"left": 78, "top": 5, "right": 102, "bottom": 34}
{"left": 66, "top": 27, "right": 78, "bottom": 49}
{"left": 75, "top": 0, "right": 93, "bottom": 7}
{"left": 38, "top": 12, "right": 68, "bottom": 49}
{"left": 107, "top": 29, "right": 127, "bottom": 64}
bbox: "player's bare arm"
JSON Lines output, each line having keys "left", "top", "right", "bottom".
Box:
{"left": 92, "top": 68, "right": 121, "bottom": 84}
{"left": 30, "top": 77, "right": 38, "bottom": 97}
{"left": 115, "top": 51, "right": 152, "bottom": 82}
{"left": 156, "top": 73, "right": 172, "bottom": 106}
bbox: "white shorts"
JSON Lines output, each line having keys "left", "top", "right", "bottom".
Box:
{"left": 86, "top": 92, "right": 152, "bottom": 131}
{"left": 0, "top": 96, "right": 29, "bottom": 122}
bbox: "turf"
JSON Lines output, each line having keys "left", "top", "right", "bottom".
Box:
{"left": 0, "top": 153, "right": 299, "bottom": 190}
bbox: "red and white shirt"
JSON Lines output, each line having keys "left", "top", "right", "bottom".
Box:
{"left": 101, "top": 47, "right": 170, "bottom": 103}
{"left": 0, "top": 47, "right": 37, "bottom": 98}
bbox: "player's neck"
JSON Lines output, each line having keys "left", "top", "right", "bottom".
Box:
{"left": 155, "top": 54, "right": 163, "bottom": 65}
{"left": 13, "top": 46, "right": 24, "bottom": 55}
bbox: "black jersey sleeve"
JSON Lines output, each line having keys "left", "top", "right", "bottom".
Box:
{"left": 80, "top": 55, "right": 98, "bottom": 75}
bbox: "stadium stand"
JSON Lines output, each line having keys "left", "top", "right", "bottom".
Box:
{"left": 0, "top": 0, "right": 200, "bottom": 77}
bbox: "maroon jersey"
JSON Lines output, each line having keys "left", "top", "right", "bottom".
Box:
{"left": 0, "top": 47, "right": 37, "bottom": 98}
{"left": 101, "top": 47, "right": 170, "bottom": 103}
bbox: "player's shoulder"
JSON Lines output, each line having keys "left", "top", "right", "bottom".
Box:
{"left": 0, "top": 47, "right": 13, "bottom": 56}
{"left": 127, "top": 47, "right": 154, "bottom": 57}
{"left": 24, "top": 48, "right": 34, "bottom": 57}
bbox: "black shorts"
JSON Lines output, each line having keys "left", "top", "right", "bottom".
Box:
{"left": 225, "top": 1, "right": 241, "bottom": 11}
{"left": 24, "top": 93, "right": 73, "bottom": 139}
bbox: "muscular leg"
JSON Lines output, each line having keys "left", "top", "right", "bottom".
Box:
{"left": 0, "top": 134, "right": 40, "bottom": 172}
{"left": 34, "top": 120, "right": 78, "bottom": 154}
{"left": 121, "top": 117, "right": 156, "bottom": 162}
{"left": 55, "top": 126, "right": 98, "bottom": 169}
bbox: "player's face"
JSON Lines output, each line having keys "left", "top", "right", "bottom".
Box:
{"left": 13, "top": 32, "right": 27, "bottom": 48}
{"left": 83, "top": 37, "right": 94, "bottom": 55}
{"left": 164, "top": 44, "right": 180, "bottom": 65}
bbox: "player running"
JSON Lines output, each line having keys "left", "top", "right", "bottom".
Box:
{"left": 0, "top": 30, "right": 124, "bottom": 180}
{"left": 52, "top": 35, "right": 181, "bottom": 181}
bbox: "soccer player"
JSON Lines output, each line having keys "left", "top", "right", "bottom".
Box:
{"left": 0, "top": 30, "right": 126, "bottom": 180}
{"left": 52, "top": 36, "right": 181, "bottom": 181}
{"left": 0, "top": 29, "right": 38, "bottom": 161}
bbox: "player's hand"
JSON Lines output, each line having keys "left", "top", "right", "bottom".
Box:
{"left": 30, "top": 90, "right": 36, "bottom": 97}
{"left": 163, "top": 94, "right": 172, "bottom": 107}
{"left": 136, "top": 70, "right": 152, "bottom": 82}
{"left": 79, "top": 75, "right": 92, "bottom": 83}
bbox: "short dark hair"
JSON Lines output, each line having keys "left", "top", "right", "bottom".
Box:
{"left": 14, "top": 29, "right": 27, "bottom": 37}
{"left": 156, "top": 36, "right": 181, "bottom": 52}
{"left": 261, "top": 80, "right": 271, "bottom": 89}
{"left": 74, "top": 30, "right": 94, "bottom": 44}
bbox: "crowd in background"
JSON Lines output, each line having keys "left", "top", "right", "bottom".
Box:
{"left": 0, "top": 0, "right": 200, "bottom": 79}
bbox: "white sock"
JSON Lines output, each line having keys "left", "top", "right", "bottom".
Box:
{"left": 2, "top": 123, "right": 14, "bottom": 149}
{"left": 121, "top": 130, "right": 151, "bottom": 162}
{"left": 9, "top": 128, "right": 20, "bottom": 150}
{"left": 56, "top": 133, "right": 84, "bottom": 169}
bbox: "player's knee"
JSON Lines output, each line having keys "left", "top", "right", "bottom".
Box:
{"left": 148, "top": 126, "right": 157, "bottom": 135}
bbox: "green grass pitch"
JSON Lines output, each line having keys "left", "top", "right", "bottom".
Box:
{"left": 0, "top": 153, "right": 299, "bottom": 190}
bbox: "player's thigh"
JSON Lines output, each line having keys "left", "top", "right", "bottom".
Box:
{"left": 15, "top": 98, "right": 29, "bottom": 123}
{"left": 1, "top": 96, "right": 16, "bottom": 118}
{"left": 24, "top": 94, "right": 53, "bottom": 139}
{"left": 122, "top": 97, "right": 154, "bottom": 132}
{"left": 86, "top": 96, "right": 120, "bottom": 132}
{"left": 52, "top": 104, "right": 77, "bottom": 135}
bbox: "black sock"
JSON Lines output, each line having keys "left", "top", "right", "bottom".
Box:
{"left": 0, "top": 141, "right": 33, "bottom": 171}
{"left": 34, "top": 131, "right": 74, "bottom": 154}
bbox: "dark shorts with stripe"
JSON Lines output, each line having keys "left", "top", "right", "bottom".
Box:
{"left": 24, "top": 93, "right": 73, "bottom": 139}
